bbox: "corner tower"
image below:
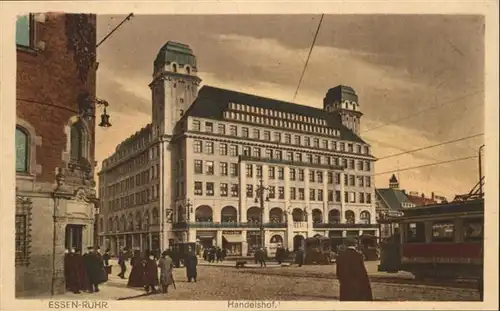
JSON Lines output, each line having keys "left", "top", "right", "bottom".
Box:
{"left": 323, "top": 85, "right": 363, "bottom": 134}
{"left": 150, "top": 41, "right": 202, "bottom": 136}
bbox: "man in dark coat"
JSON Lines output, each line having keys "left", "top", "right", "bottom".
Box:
{"left": 295, "top": 248, "right": 304, "bottom": 267}
{"left": 74, "top": 249, "right": 87, "bottom": 293}
{"left": 117, "top": 249, "right": 127, "bottom": 279}
{"left": 83, "top": 246, "right": 102, "bottom": 293}
{"left": 127, "top": 250, "right": 145, "bottom": 287}
{"left": 143, "top": 251, "right": 159, "bottom": 294}
{"left": 335, "top": 238, "right": 373, "bottom": 301}
{"left": 258, "top": 247, "right": 267, "bottom": 268}
{"left": 185, "top": 248, "right": 198, "bottom": 282}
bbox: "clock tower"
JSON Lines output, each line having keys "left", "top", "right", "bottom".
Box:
{"left": 323, "top": 85, "right": 363, "bottom": 135}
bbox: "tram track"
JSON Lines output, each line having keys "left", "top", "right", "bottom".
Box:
{"left": 235, "top": 268, "right": 479, "bottom": 290}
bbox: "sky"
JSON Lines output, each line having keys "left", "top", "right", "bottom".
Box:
{"left": 94, "top": 14, "right": 485, "bottom": 200}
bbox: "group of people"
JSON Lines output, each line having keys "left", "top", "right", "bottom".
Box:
{"left": 63, "top": 246, "right": 109, "bottom": 294}
{"left": 117, "top": 247, "right": 199, "bottom": 294}
{"left": 202, "top": 246, "right": 227, "bottom": 262}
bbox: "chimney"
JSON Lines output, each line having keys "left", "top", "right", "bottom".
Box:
{"left": 432, "top": 192, "right": 435, "bottom": 200}
{"left": 421, "top": 193, "right": 425, "bottom": 198}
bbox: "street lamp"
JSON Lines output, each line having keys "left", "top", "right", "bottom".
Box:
{"left": 254, "top": 179, "right": 270, "bottom": 249}
{"left": 77, "top": 91, "right": 112, "bottom": 127}
{"left": 479, "top": 144, "right": 485, "bottom": 198}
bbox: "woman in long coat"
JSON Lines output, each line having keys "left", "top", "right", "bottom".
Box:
{"left": 335, "top": 238, "right": 373, "bottom": 301}
{"left": 127, "top": 250, "right": 145, "bottom": 288}
{"left": 184, "top": 249, "right": 198, "bottom": 282}
{"left": 143, "top": 251, "right": 159, "bottom": 294}
{"left": 158, "top": 250, "right": 174, "bottom": 293}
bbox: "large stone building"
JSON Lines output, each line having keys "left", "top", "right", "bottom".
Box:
{"left": 15, "top": 13, "right": 100, "bottom": 296}
{"left": 97, "top": 41, "right": 378, "bottom": 257}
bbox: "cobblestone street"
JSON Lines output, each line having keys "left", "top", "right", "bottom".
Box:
{"left": 54, "top": 260, "right": 480, "bottom": 301}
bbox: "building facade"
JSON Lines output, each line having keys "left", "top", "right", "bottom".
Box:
{"left": 98, "top": 42, "right": 378, "bottom": 257}
{"left": 15, "top": 13, "right": 99, "bottom": 296}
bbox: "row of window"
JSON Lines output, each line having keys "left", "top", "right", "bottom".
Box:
{"left": 106, "top": 165, "right": 160, "bottom": 198}
{"left": 193, "top": 140, "right": 372, "bottom": 171}
{"left": 404, "top": 218, "right": 483, "bottom": 243}
{"left": 104, "top": 147, "right": 157, "bottom": 183}
{"left": 107, "top": 184, "right": 160, "bottom": 211}
{"left": 193, "top": 160, "right": 372, "bottom": 187}
{"left": 192, "top": 121, "right": 369, "bottom": 154}
{"left": 193, "top": 181, "right": 372, "bottom": 203}
{"left": 104, "top": 209, "right": 160, "bottom": 233}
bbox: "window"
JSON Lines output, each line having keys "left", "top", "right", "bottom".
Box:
{"left": 205, "top": 122, "right": 213, "bottom": 133}
{"left": 360, "top": 210, "right": 370, "bottom": 223}
{"left": 242, "top": 127, "right": 249, "bottom": 138}
{"left": 194, "top": 182, "right": 203, "bottom": 195}
{"left": 193, "top": 140, "right": 202, "bottom": 153}
{"left": 290, "top": 168, "right": 296, "bottom": 181}
{"left": 357, "top": 160, "right": 364, "bottom": 171}
{"left": 309, "top": 189, "right": 315, "bottom": 201}
{"left": 256, "top": 165, "right": 263, "bottom": 178}
{"left": 219, "top": 143, "right": 227, "bottom": 156}
{"left": 295, "top": 152, "right": 302, "bottom": 162}
{"left": 327, "top": 172, "right": 333, "bottom": 184}
{"left": 359, "top": 192, "right": 365, "bottom": 203}
{"left": 284, "top": 134, "right": 291, "bottom": 144}
{"left": 313, "top": 138, "right": 319, "bottom": 148}
{"left": 193, "top": 120, "right": 201, "bottom": 131}
{"left": 274, "top": 132, "right": 281, "bottom": 142}
{"left": 264, "top": 131, "right": 271, "bottom": 141}
{"left": 349, "top": 175, "right": 355, "bottom": 186}
{"left": 220, "top": 162, "right": 228, "bottom": 176}
{"left": 432, "top": 221, "right": 455, "bottom": 242}
{"left": 253, "top": 147, "right": 261, "bottom": 158}
{"left": 306, "top": 154, "right": 312, "bottom": 163}
{"left": 309, "top": 170, "right": 315, "bottom": 182}
{"left": 298, "top": 169, "right": 304, "bottom": 181}
{"left": 278, "top": 167, "right": 284, "bottom": 180}
{"left": 230, "top": 145, "right": 238, "bottom": 157}
{"left": 194, "top": 160, "right": 203, "bottom": 174}
{"left": 335, "top": 191, "right": 341, "bottom": 202}
{"left": 220, "top": 183, "right": 228, "bottom": 197}
{"left": 406, "top": 222, "right": 426, "bottom": 243}
{"left": 253, "top": 129, "right": 260, "bottom": 139}
{"left": 463, "top": 218, "right": 483, "bottom": 242}
{"left": 231, "top": 184, "right": 239, "bottom": 197}
{"left": 348, "top": 144, "right": 354, "bottom": 152}
{"left": 16, "top": 15, "right": 33, "bottom": 47}
{"left": 206, "top": 182, "right": 214, "bottom": 196}
{"left": 246, "top": 184, "right": 253, "bottom": 198}
{"left": 317, "top": 171, "right": 323, "bottom": 183}
{"left": 290, "top": 187, "right": 296, "bottom": 200}
{"left": 275, "top": 150, "right": 282, "bottom": 160}
{"left": 298, "top": 188, "right": 305, "bottom": 200}
{"left": 293, "top": 135, "right": 300, "bottom": 145}
{"left": 268, "top": 167, "right": 275, "bottom": 179}
{"left": 339, "top": 142, "right": 345, "bottom": 151}
{"left": 365, "top": 176, "right": 371, "bottom": 187}
{"left": 218, "top": 124, "right": 226, "bottom": 134}
{"left": 246, "top": 164, "right": 253, "bottom": 177}
{"left": 230, "top": 125, "right": 238, "bottom": 136}
{"left": 365, "top": 161, "right": 371, "bottom": 171}
{"left": 366, "top": 193, "right": 372, "bottom": 203}
{"left": 304, "top": 137, "right": 310, "bottom": 146}
{"left": 206, "top": 161, "right": 214, "bottom": 175}
{"left": 265, "top": 149, "right": 272, "bottom": 159}
{"left": 268, "top": 186, "right": 275, "bottom": 199}
{"left": 205, "top": 142, "right": 214, "bottom": 154}
{"left": 318, "top": 189, "right": 324, "bottom": 201}
{"left": 357, "top": 176, "right": 364, "bottom": 187}
{"left": 278, "top": 187, "right": 285, "bottom": 199}
{"left": 327, "top": 190, "right": 334, "bottom": 202}
{"left": 243, "top": 146, "right": 251, "bottom": 156}
{"left": 15, "top": 127, "right": 29, "bottom": 173}
{"left": 230, "top": 163, "right": 238, "bottom": 177}
{"left": 70, "top": 122, "right": 84, "bottom": 161}
{"left": 322, "top": 140, "right": 328, "bottom": 149}
{"left": 286, "top": 151, "right": 293, "bottom": 161}
{"left": 348, "top": 159, "right": 355, "bottom": 169}
{"left": 345, "top": 210, "right": 355, "bottom": 224}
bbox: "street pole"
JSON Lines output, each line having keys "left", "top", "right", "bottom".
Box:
{"left": 479, "top": 144, "right": 485, "bottom": 198}
{"left": 259, "top": 179, "right": 265, "bottom": 249}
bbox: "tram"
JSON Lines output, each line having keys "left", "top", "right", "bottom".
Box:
{"left": 378, "top": 198, "right": 484, "bottom": 280}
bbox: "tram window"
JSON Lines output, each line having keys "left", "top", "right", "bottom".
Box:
{"left": 405, "top": 222, "right": 425, "bottom": 243}
{"left": 463, "top": 218, "right": 483, "bottom": 242}
{"left": 432, "top": 221, "right": 455, "bottom": 242}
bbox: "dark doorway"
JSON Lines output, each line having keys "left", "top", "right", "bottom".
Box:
{"left": 65, "top": 224, "right": 84, "bottom": 251}
{"left": 293, "top": 235, "right": 305, "bottom": 251}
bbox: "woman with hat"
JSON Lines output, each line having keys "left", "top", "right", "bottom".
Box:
{"left": 335, "top": 238, "right": 373, "bottom": 301}
{"left": 143, "top": 251, "right": 159, "bottom": 294}
{"left": 158, "top": 250, "right": 174, "bottom": 293}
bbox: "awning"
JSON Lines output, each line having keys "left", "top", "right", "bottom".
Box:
{"left": 223, "top": 235, "right": 245, "bottom": 243}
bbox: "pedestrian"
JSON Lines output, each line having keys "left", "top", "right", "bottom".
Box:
{"left": 158, "top": 250, "right": 174, "bottom": 293}
{"left": 83, "top": 246, "right": 101, "bottom": 293}
{"left": 74, "top": 249, "right": 88, "bottom": 293}
{"left": 127, "top": 250, "right": 144, "bottom": 288}
{"left": 64, "top": 248, "right": 82, "bottom": 294}
{"left": 117, "top": 249, "right": 127, "bottom": 279}
{"left": 296, "top": 247, "right": 304, "bottom": 267}
{"left": 257, "top": 248, "right": 267, "bottom": 268}
{"left": 143, "top": 251, "right": 159, "bottom": 294}
{"left": 335, "top": 238, "right": 373, "bottom": 301}
{"left": 185, "top": 247, "right": 198, "bottom": 282}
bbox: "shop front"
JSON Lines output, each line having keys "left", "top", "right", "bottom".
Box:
{"left": 222, "top": 230, "right": 244, "bottom": 256}
{"left": 246, "top": 231, "right": 262, "bottom": 256}
{"left": 196, "top": 231, "right": 216, "bottom": 249}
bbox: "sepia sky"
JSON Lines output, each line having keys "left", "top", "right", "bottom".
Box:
{"left": 94, "top": 14, "right": 485, "bottom": 199}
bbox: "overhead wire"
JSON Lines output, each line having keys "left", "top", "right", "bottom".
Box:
{"left": 376, "top": 133, "right": 484, "bottom": 161}
{"left": 374, "top": 155, "right": 478, "bottom": 176}
{"left": 292, "top": 14, "right": 324, "bottom": 103}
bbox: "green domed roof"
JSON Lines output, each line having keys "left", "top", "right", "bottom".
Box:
{"left": 153, "top": 41, "right": 197, "bottom": 74}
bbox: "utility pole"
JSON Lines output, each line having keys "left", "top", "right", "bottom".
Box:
{"left": 185, "top": 199, "right": 193, "bottom": 241}
{"left": 255, "top": 179, "right": 269, "bottom": 249}
{"left": 479, "top": 144, "right": 485, "bottom": 198}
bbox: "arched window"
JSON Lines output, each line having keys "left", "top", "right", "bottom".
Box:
{"left": 345, "top": 210, "right": 355, "bottom": 224}
{"left": 172, "top": 64, "right": 177, "bottom": 73}
{"left": 15, "top": 127, "right": 29, "bottom": 173}
{"left": 70, "top": 122, "right": 83, "bottom": 161}
{"left": 360, "top": 211, "right": 371, "bottom": 224}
